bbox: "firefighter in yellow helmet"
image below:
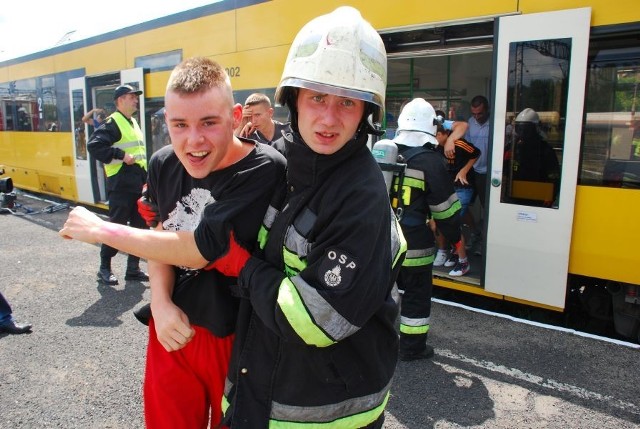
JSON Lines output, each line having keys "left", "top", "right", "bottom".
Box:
{"left": 221, "top": 6, "right": 406, "bottom": 428}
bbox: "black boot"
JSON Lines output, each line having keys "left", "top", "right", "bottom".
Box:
{"left": 399, "top": 332, "right": 434, "bottom": 361}
{"left": 125, "top": 256, "right": 149, "bottom": 281}
{"left": 399, "top": 344, "right": 434, "bottom": 361}
{"left": 97, "top": 257, "right": 118, "bottom": 285}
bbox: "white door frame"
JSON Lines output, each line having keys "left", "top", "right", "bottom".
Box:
{"left": 69, "top": 77, "right": 94, "bottom": 204}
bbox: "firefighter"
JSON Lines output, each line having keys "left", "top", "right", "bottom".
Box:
{"left": 505, "top": 107, "right": 561, "bottom": 206}
{"left": 219, "top": 6, "right": 406, "bottom": 428}
{"left": 392, "top": 98, "right": 463, "bottom": 361}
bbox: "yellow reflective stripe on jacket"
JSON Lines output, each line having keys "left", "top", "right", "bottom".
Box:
{"left": 397, "top": 169, "right": 425, "bottom": 206}
{"left": 270, "top": 386, "right": 390, "bottom": 428}
{"left": 277, "top": 277, "right": 335, "bottom": 347}
{"left": 430, "top": 192, "right": 461, "bottom": 220}
{"left": 293, "top": 275, "right": 359, "bottom": 341}
{"left": 258, "top": 205, "right": 279, "bottom": 249}
{"left": 283, "top": 247, "right": 306, "bottom": 275}
{"left": 402, "top": 247, "right": 436, "bottom": 267}
{"left": 223, "top": 380, "right": 390, "bottom": 428}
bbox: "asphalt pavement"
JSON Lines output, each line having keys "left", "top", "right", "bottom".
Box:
{"left": 1, "top": 193, "right": 639, "bottom": 429}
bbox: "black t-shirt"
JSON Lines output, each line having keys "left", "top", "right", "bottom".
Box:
{"left": 249, "top": 121, "right": 291, "bottom": 146}
{"left": 146, "top": 141, "right": 286, "bottom": 336}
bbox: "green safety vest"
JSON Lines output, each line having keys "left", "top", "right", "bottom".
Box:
{"left": 104, "top": 113, "right": 147, "bottom": 177}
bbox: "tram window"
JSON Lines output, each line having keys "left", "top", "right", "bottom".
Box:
{"left": 146, "top": 99, "right": 171, "bottom": 156}
{"left": 500, "top": 39, "right": 570, "bottom": 209}
{"left": 72, "top": 89, "right": 87, "bottom": 160}
{"left": 135, "top": 50, "right": 182, "bottom": 72}
{"left": 1, "top": 72, "right": 79, "bottom": 133}
{"left": 2, "top": 78, "right": 38, "bottom": 131}
{"left": 40, "top": 76, "right": 58, "bottom": 132}
{"left": 580, "top": 39, "right": 640, "bottom": 189}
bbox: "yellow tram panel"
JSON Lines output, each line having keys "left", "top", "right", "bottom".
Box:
{"left": 519, "top": 0, "right": 640, "bottom": 26}
{"left": 569, "top": 186, "right": 640, "bottom": 285}
{"left": 143, "top": 71, "right": 173, "bottom": 100}
{"left": 1, "top": 132, "right": 77, "bottom": 201}
{"left": 214, "top": 46, "right": 290, "bottom": 92}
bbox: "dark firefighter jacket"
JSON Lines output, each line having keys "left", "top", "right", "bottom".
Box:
{"left": 222, "top": 130, "right": 407, "bottom": 428}
{"left": 395, "top": 144, "right": 461, "bottom": 268}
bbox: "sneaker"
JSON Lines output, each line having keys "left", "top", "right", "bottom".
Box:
{"left": 433, "top": 250, "right": 448, "bottom": 267}
{"left": 444, "top": 253, "right": 458, "bottom": 268}
{"left": 97, "top": 268, "right": 118, "bottom": 285}
{"left": 399, "top": 344, "right": 434, "bottom": 361}
{"left": 449, "top": 260, "right": 470, "bottom": 277}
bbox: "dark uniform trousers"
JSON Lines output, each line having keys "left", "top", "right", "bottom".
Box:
{"left": 100, "top": 189, "right": 147, "bottom": 268}
{"left": 397, "top": 222, "right": 434, "bottom": 354}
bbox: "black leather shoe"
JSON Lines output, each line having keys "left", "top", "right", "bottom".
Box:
{"left": 399, "top": 344, "right": 434, "bottom": 362}
{"left": 124, "top": 269, "right": 149, "bottom": 281}
{"left": 0, "top": 318, "right": 32, "bottom": 334}
{"left": 97, "top": 268, "right": 119, "bottom": 285}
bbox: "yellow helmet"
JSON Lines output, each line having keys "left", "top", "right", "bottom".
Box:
{"left": 275, "top": 6, "right": 387, "bottom": 122}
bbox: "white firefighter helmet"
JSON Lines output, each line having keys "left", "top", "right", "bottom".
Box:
{"left": 515, "top": 108, "right": 540, "bottom": 124}
{"left": 393, "top": 98, "right": 438, "bottom": 147}
{"left": 274, "top": 6, "right": 387, "bottom": 121}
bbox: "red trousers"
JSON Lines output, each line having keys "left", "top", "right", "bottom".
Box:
{"left": 144, "top": 319, "right": 234, "bottom": 429}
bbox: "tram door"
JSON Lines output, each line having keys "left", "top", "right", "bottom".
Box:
{"left": 484, "top": 8, "right": 591, "bottom": 309}
{"left": 69, "top": 77, "right": 93, "bottom": 203}
{"left": 68, "top": 68, "right": 145, "bottom": 206}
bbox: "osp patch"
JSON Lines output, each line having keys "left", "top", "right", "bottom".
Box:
{"left": 318, "top": 248, "right": 358, "bottom": 288}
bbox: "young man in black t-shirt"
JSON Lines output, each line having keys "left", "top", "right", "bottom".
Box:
{"left": 60, "top": 57, "right": 286, "bottom": 429}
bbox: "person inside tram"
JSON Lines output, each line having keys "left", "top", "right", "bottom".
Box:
{"left": 504, "top": 107, "right": 561, "bottom": 207}
{"left": 464, "top": 95, "right": 490, "bottom": 255}
{"left": 17, "top": 107, "right": 31, "bottom": 131}
{"left": 82, "top": 107, "right": 106, "bottom": 128}
{"left": 432, "top": 110, "right": 480, "bottom": 277}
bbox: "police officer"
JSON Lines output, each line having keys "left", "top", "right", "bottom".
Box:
{"left": 392, "top": 98, "right": 463, "bottom": 361}
{"left": 88, "top": 84, "right": 148, "bottom": 285}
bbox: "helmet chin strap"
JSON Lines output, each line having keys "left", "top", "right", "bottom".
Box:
{"left": 362, "top": 113, "right": 385, "bottom": 137}
{"left": 358, "top": 104, "right": 384, "bottom": 137}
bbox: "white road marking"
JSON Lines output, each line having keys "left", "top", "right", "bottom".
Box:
{"left": 436, "top": 348, "right": 639, "bottom": 415}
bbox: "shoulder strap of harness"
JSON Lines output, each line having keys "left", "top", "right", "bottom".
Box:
{"left": 392, "top": 146, "right": 429, "bottom": 220}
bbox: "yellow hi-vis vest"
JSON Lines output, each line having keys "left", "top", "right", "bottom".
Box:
{"left": 104, "top": 112, "right": 147, "bottom": 177}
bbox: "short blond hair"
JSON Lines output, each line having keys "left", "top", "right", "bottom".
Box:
{"left": 166, "top": 57, "right": 233, "bottom": 103}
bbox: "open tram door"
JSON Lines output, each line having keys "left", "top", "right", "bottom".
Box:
{"left": 69, "top": 77, "right": 93, "bottom": 203}
{"left": 69, "top": 68, "right": 146, "bottom": 206}
{"left": 483, "top": 8, "right": 591, "bottom": 309}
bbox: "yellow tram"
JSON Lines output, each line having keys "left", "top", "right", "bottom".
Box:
{"left": 0, "top": 0, "right": 638, "bottom": 340}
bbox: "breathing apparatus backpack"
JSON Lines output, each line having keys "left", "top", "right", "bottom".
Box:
{"left": 372, "top": 139, "right": 427, "bottom": 220}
